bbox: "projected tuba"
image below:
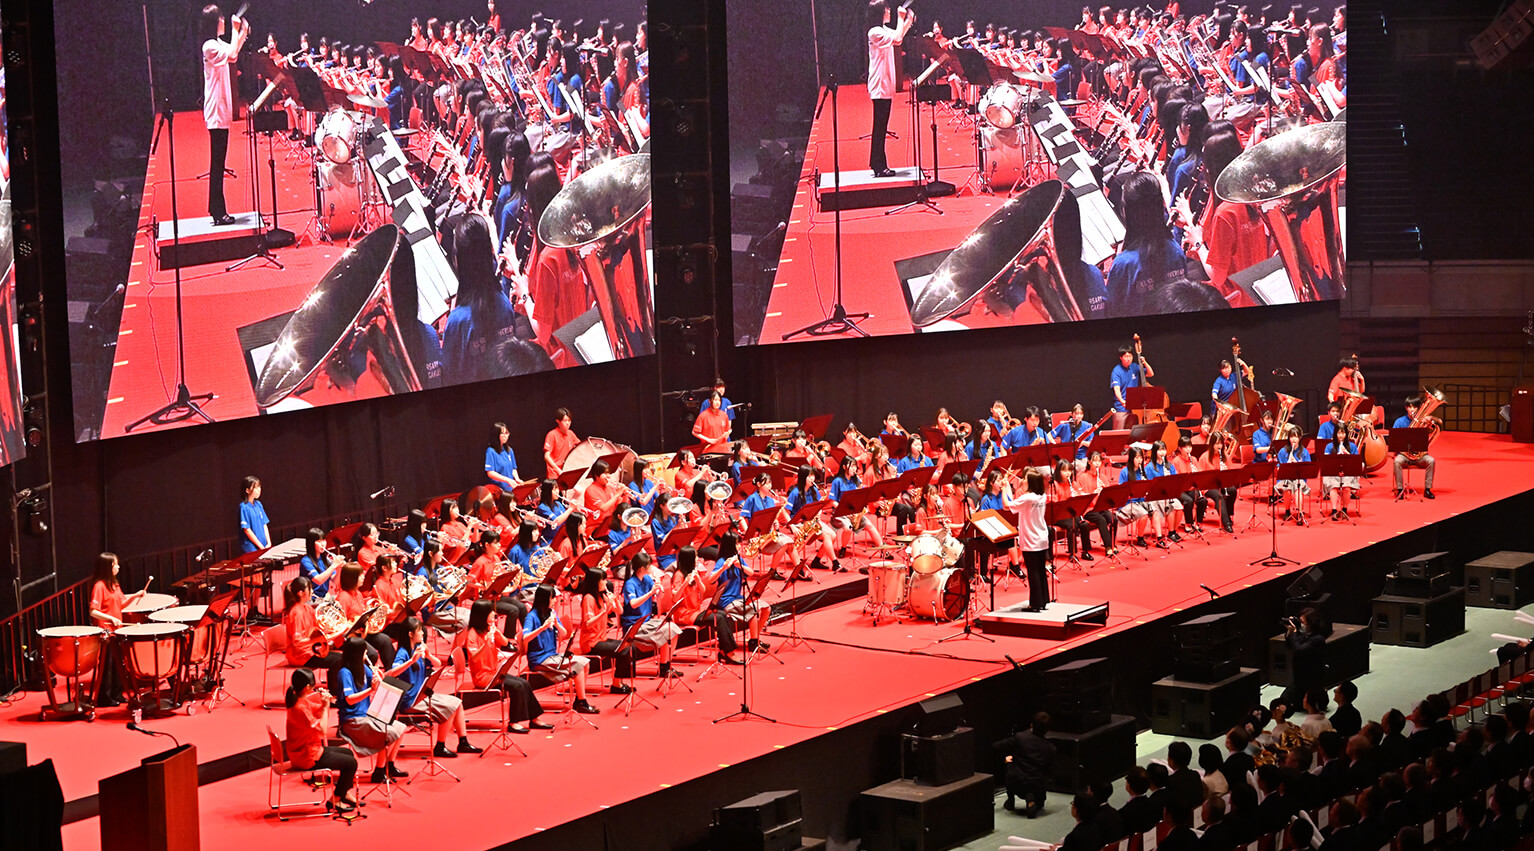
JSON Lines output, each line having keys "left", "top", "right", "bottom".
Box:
{"left": 909, "top": 180, "right": 1088, "bottom": 327}
{"left": 1215, "top": 121, "right": 1346, "bottom": 304}
{"left": 255, "top": 225, "right": 422, "bottom": 408}
{"left": 538, "top": 153, "right": 655, "bottom": 361}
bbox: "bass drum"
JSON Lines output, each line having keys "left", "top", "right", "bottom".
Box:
{"left": 907, "top": 567, "right": 965, "bottom": 621}
{"left": 316, "top": 108, "right": 360, "bottom": 164}
{"left": 981, "top": 83, "right": 1029, "bottom": 129}
{"left": 318, "top": 161, "right": 364, "bottom": 236}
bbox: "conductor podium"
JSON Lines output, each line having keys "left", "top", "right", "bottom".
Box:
{"left": 99, "top": 745, "right": 198, "bottom": 851}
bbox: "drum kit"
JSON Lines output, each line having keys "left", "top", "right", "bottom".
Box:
{"left": 34, "top": 592, "right": 238, "bottom": 721}
{"left": 312, "top": 105, "right": 385, "bottom": 240}
{"left": 977, "top": 81, "right": 1048, "bottom": 192}
{"left": 864, "top": 530, "right": 967, "bottom": 624}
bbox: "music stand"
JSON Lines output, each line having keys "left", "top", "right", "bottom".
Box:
{"left": 1125, "top": 386, "right": 1169, "bottom": 427}
{"left": 1387, "top": 428, "right": 1432, "bottom": 500}
{"left": 1239, "top": 459, "right": 1274, "bottom": 534}
{"left": 879, "top": 432, "right": 911, "bottom": 459}
{"left": 197, "top": 590, "right": 242, "bottom": 710}
{"left": 612, "top": 619, "right": 658, "bottom": 715}
{"left": 1086, "top": 429, "right": 1132, "bottom": 461}
{"left": 1048, "top": 492, "right": 1099, "bottom": 571}
{"left": 714, "top": 568, "right": 779, "bottom": 725}
{"left": 939, "top": 458, "right": 980, "bottom": 488}
{"left": 1183, "top": 470, "right": 1223, "bottom": 544}
{"left": 939, "top": 509, "right": 1011, "bottom": 643}
{"left": 658, "top": 523, "right": 703, "bottom": 559}
{"left": 1250, "top": 461, "right": 1312, "bottom": 567}
{"left": 1318, "top": 453, "right": 1364, "bottom": 522}
{"left": 1092, "top": 483, "right": 1142, "bottom": 561}
{"left": 1143, "top": 474, "right": 1192, "bottom": 549}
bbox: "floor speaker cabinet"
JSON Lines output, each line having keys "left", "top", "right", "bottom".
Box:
{"left": 1384, "top": 572, "right": 1451, "bottom": 599}
{"left": 1396, "top": 551, "right": 1450, "bottom": 580}
{"left": 1465, "top": 552, "right": 1534, "bottom": 609}
{"left": 901, "top": 727, "right": 975, "bottom": 787}
{"left": 1044, "top": 658, "right": 1113, "bottom": 734}
{"left": 859, "top": 773, "right": 994, "bottom": 851}
{"left": 0, "top": 741, "right": 25, "bottom": 774}
{"left": 1172, "top": 613, "right": 1241, "bottom": 683}
{"left": 1267, "top": 624, "right": 1371, "bottom": 687}
{"left": 1045, "top": 714, "right": 1138, "bottom": 793}
{"left": 713, "top": 790, "right": 804, "bottom": 851}
{"left": 1371, "top": 588, "right": 1466, "bottom": 648}
{"left": 1150, "top": 668, "right": 1262, "bottom": 738}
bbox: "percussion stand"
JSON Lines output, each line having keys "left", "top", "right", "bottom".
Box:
{"left": 958, "top": 121, "right": 991, "bottom": 197}
{"left": 937, "top": 547, "right": 995, "bottom": 644}
{"left": 201, "top": 608, "right": 245, "bottom": 712}
{"left": 227, "top": 108, "right": 289, "bottom": 273}
{"left": 125, "top": 100, "right": 217, "bottom": 433}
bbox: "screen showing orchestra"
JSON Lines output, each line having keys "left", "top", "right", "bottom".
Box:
{"left": 0, "top": 10, "right": 21, "bottom": 471}
{"left": 728, "top": 1, "right": 1346, "bottom": 344}
{"left": 54, "top": 0, "right": 652, "bottom": 441}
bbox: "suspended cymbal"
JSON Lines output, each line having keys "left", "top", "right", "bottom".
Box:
{"left": 1214, "top": 120, "right": 1345, "bottom": 206}
{"left": 909, "top": 179, "right": 1065, "bottom": 327}
{"left": 349, "top": 92, "right": 389, "bottom": 109}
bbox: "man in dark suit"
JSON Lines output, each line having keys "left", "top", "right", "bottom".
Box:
{"left": 1118, "top": 766, "right": 1160, "bottom": 836}
{"left": 1344, "top": 733, "right": 1377, "bottom": 792}
{"left": 1353, "top": 785, "right": 1391, "bottom": 851}
{"left": 1089, "top": 779, "right": 1125, "bottom": 844}
{"left": 1157, "top": 804, "right": 1199, "bottom": 851}
{"left": 1315, "top": 730, "right": 1351, "bottom": 799}
{"left": 1220, "top": 726, "right": 1255, "bottom": 790}
{"left": 1375, "top": 708, "right": 1411, "bottom": 774}
{"left": 1378, "top": 771, "right": 1413, "bottom": 837}
{"left": 1165, "top": 741, "right": 1206, "bottom": 812}
{"left": 1061, "top": 792, "right": 1105, "bottom": 851}
{"left": 1329, "top": 680, "right": 1362, "bottom": 738}
{"left": 1146, "top": 763, "right": 1172, "bottom": 820}
{"left": 1197, "top": 795, "right": 1240, "bottom": 850}
{"left": 1254, "top": 764, "right": 1293, "bottom": 835}
{"left": 996, "top": 711, "right": 1056, "bottom": 817}
{"left": 1320, "top": 797, "right": 1361, "bottom": 851}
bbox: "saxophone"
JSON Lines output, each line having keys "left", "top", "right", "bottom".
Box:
{"left": 792, "top": 518, "right": 823, "bottom": 547}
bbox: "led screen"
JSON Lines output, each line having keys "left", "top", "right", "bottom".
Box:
{"left": 0, "top": 14, "right": 22, "bottom": 469}
{"left": 57, "top": 0, "right": 652, "bottom": 440}
{"left": 729, "top": 1, "right": 1345, "bottom": 345}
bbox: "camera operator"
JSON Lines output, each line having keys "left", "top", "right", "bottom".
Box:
{"left": 1282, "top": 607, "right": 1329, "bottom": 709}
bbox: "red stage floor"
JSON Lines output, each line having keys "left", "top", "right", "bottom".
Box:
{"left": 101, "top": 113, "right": 385, "bottom": 436}
{"left": 759, "top": 86, "right": 1055, "bottom": 343}
{"left": 8, "top": 432, "right": 1529, "bottom": 849}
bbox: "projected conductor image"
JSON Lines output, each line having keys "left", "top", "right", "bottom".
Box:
{"left": 728, "top": 1, "right": 1346, "bottom": 345}
{"left": 56, "top": 1, "right": 653, "bottom": 441}
{"left": 0, "top": 32, "right": 23, "bottom": 470}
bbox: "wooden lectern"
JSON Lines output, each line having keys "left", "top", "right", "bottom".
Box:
{"left": 99, "top": 744, "right": 199, "bottom": 851}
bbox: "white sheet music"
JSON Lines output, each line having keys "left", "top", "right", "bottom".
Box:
{"left": 367, "top": 679, "right": 404, "bottom": 721}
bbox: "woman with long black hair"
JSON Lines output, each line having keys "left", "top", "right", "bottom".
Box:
{"left": 443, "top": 214, "right": 517, "bottom": 385}
{"left": 336, "top": 637, "right": 407, "bottom": 784}
{"left": 285, "top": 668, "right": 358, "bottom": 812}
{"left": 1107, "top": 171, "right": 1187, "bottom": 316}
{"left": 523, "top": 585, "right": 600, "bottom": 714}
{"left": 458, "top": 599, "right": 550, "bottom": 733}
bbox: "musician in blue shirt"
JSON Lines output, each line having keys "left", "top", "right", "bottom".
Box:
{"left": 299, "top": 527, "right": 339, "bottom": 597}
{"left": 1391, "top": 394, "right": 1435, "bottom": 499}
{"left": 968, "top": 421, "right": 1003, "bottom": 473}
{"left": 895, "top": 436, "right": 935, "bottom": 474}
{"left": 1251, "top": 409, "right": 1276, "bottom": 461}
{"left": 650, "top": 498, "right": 683, "bottom": 569}
{"left": 1273, "top": 427, "right": 1312, "bottom": 523}
{"left": 628, "top": 459, "right": 662, "bottom": 516}
{"left": 1212, "top": 361, "right": 1237, "bottom": 404}
{"left": 534, "top": 480, "right": 572, "bottom": 546}
{"left": 619, "top": 554, "right": 683, "bottom": 679}
{"left": 1316, "top": 401, "right": 1345, "bottom": 442}
{"left": 828, "top": 462, "right": 883, "bottom": 556}
{"left": 785, "top": 466, "right": 841, "bottom": 573}
{"left": 485, "top": 422, "right": 522, "bottom": 489}
{"left": 1321, "top": 430, "right": 1361, "bottom": 522}
{"left": 977, "top": 470, "right": 1019, "bottom": 574}
{"left": 1003, "top": 408, "right": 1054, "bottom": 453}
{"left": 239, "top": 476, "right": 271, "bottom": 554}
{"left": 1110, "top": 345, "right": 1153, "bottom": 428}
{"left": 392, "top": 617, "right": 480, "bottom": 757}
{"left": 1144, "top": 441, "right": 1182, "bottom": 546}
{"left": 1050, "top": 404, "right": 1096, "bottom": 468}
{"left": 1116, "top": 446, "right": 1160, "bottom": 548}
{"left": 704, "top": 534, "right": 770, "bottom": 663}
{"left": 986, "top": 401, "right": 1011, "bottom": 439}
{"left": 522, "top": 586, "right": 598, "bottom": 714}
{"left": 738, "top": 474, "right": 780, "bottom": 524}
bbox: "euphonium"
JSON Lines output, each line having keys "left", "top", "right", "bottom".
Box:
{"left": 1273, "top": 392, "right": 1302, "bottom": 436}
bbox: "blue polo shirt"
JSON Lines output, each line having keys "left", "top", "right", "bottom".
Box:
{"left": 1252, "top": 428, "right": 1274, "bottom": 457}
{"left": 239, "top": 500, "right": 270, "bottom": 553}
{"left": 393, "top": 647, "right": 430, "bottom": 708}
{"left": 651, "top": 513, "right": 679, "bottom": 569}
{"left": 299, "top": 555, "right": 331, "bottom": 597}
{"left": 524, "top": 610, "right": 560, "bottom": 665}
{"left": 621, "top": 573, "right": 656, "bottom": 631}
{"left": 1052, "top": 420, "right": 1094, "bottom": 461}
{"left": 1212, "top": 374, "right": 1237, "bottom": 402}
{"left": 738, "top": 491, "right": 777, "bottom": 523}
{"left": 485, "top": 446, "right": 518, "bottom": 485}
{"left": 716, "top": 558, "right": 745, "bottom": 606}
{"left": 337, "top": 666, "right": 374, "bottom": 722}
{"left": 1316, "top": 419, "right": 1340, "bottom": 441}
{"left": 895, "top": 453, "right": 933, "bottom": 474}
{"left": 1111, "top": 363, "right": 1143, "bottom": 412}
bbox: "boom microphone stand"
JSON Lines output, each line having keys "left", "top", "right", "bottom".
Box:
{"left": 126, "top": 101, "right": 217, "bottom": 432}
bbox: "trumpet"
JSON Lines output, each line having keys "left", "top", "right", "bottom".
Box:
{"left": 704, "top": 480, "right": 733, "bottom": 503}
{"left": 622, "top": 507, "right": 651, "bottom": 528}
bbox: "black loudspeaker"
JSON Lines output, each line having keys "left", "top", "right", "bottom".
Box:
{"left": 902, "top": 727, "right": 975, "bottom": 787}
{"left": 1150, "top": 668, "right": 1262, "bottom": 738}
{"left": 1465, "top": 552, "right": 1534, "bottom": 609}
{"left": 0, "top": 742, "right": 26, "bottom": 774}
{"left": 1173, "top": 612, "right": 1239, "bottom": 646}
{"left": 1045, "top": 714, "right": 1138, "bottom": 793}
{"left": 713, "top": 790, "right": 804, "bottom": 851}
{"left": 1384, "top": 573, "right": 1450, "bottom": 598}
{"left": 1043, "top": 658, "right": 1112, "bottom": 733}
{"left": 859, "top": 774, "right": 994, "bottom": 851}
{"left": 911, "top": 693, "right": 964, "bottom": 737}
{"left": 1286, "top": 566, "right": 1325, "bottom": 599}
{"left": 1172, "top": 613, "right": 1241, "bottom": 683}
{"left": 1396, "top": 552, "right": 1449, "bottom": 580}
{"left": 1267, "top": 623, "right": 1371, "bottom": 687}
{"left": 1371, "top": 588, "right": 1466, "bottom": 648}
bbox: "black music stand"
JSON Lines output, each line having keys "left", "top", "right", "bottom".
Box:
{"left": 197, "top": 590, "right": 242, "bottom": 711}
{"left": 715, "top": 569, "right": 779, "bottom": 725}
{"left": 1087, "top": 430, "right": 1132, "bottom": 460}
{"left": 1185, "top": 469, "right": 1224, "bottom": 543}
{"left": 1240, "top": 459, "right": 1274, "bottom": 534}
{"left": 1208, "top": 466, "right": 1251, "bottom": 537}
{"left": 1251, "top": 461, "right": 1313, "bottom": 567}
{"left": 940, "top": 509, "right": 1012, "bottom": 643}
{"left": 1387, "top": 428, "right": 1432, "bottom": 500}
{"left": 1092, "top": 483, "right": 1140, "bottom": 561}
{"left": 1047, "top": 492, "right": 1098, "bottom": 571}
{"left": 1318, "top": 453, "right": 1365, "bottom": 521}
{"left": 612, "top": 619, "right": 657, "bottom": 715}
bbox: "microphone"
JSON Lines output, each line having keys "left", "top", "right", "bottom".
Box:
{"left": 195, "top": 549, "right": 213, "bottom": 564}
{"left": 370, "top": 485, "right": 396, "bottom": 500}
{"left": 127, "top": 721, "right": 182, "bottom": 748}
{"left": 1271, "top": 367, "right": 1294, "bottom": 377}
{"left": 1003, "top": 654, "right": 1024, "bottom": 672}
{"left": 1200, "top": 583, "right": 1219, "bottom": 599}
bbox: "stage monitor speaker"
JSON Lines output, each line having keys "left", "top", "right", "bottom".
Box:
{"left": 1286, "top": 566, "right": 1325, "bottom": 599}
{"left": 859, "top": 774, "right": 994, "bottom": 851}
{"left": 714, "top": 790, "right": 804, "bottom": 851}
{"left": 1396, "top": 552, "right": 1450, "bottom": 580}
{"left": 0, "top": 752, "right": 64, "bottom": 851}
{"left": 911, "top": 693, "right": 964, "bottom": 737}
{"left": 1043, "top": 658, "right": 1112, "bottom": 733}
{"left": 901, "top": 727, "right": 975, "bottom": 787}
{"left": 1371, "top": 588, "right": 1466, "bottom": 648}
{"left": 1172, "top": 612, "right": 1239, "bottom": 647}
{"left": 1464, "top": 551, "right": 1534, "bottom": 609}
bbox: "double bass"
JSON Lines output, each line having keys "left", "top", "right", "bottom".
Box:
{"left": 1130, "top": 334, "right": 1179, "bottom": 446}
{"left": 1225, "top": 337, "right": 1264, "bottom": 434}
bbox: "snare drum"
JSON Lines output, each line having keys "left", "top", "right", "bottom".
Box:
{"left": 941, "top": 535, "right": 965, "bottom": 567}
{"left": 867, "top": 560, "right": 909, "bottom": 608}
{"left": 122, "top": 592, "right": 179, "bottom": 623}
{"left": 318, "top": 160, "right": 364, "bottom": 236}
{"left": 37, "top": 626, "right": 105, "bottom": 718}
{"left": 316, "top": 108, "right": 360, "bottom": 163}
{"left": 907, "top": 533, "right": 947, "bottom": 576}
{"left": 907, "top": 567, "right": 966, "bottom": 621}
{"left": 981, "top": 83, "right": 1029, "bottom": 129}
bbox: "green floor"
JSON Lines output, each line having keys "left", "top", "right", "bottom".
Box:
{"left": 936, "top": 603, "right": 1523, "bottom": 851}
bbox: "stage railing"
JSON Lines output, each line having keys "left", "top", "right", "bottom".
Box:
{"left": 0, "top": 506, "right": 388, "bottom": 689}
{"left": 1441, "top": 383, "right": 1509, "bottom": 434}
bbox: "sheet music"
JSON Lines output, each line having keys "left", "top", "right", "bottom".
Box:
{"left": 367, "top": 679, "right": 405, "bottom": 721}
{"left": 573, "top": 322, "right": 615, "bottom": 363}
{"left": 1252, "top": 264, "right": 1297, "bottom": 305}
{"left": 974, "top": 514, "right": 1013, "bottom": 540}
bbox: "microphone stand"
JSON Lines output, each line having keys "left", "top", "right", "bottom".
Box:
{"left": 715, "top": 561, "right": 776, "bottom": 724}
{"left": 781, "top": 73, "right": 870, "bottom": 340}
{"left": 938, "top": 489, "right": 994, "bottom": 643}
{"left": 125, "top": 100, "right": 218, "bottom": 432}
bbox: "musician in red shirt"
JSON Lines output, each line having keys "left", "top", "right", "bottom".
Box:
{"left": 285, "top": 668, "right": 358, "bottom": 812}
{"left": 582, "top": 460, "right": 626, "bottom": 530}
{"left": 543, "top": 407, "right": 580, "bottom": 479}
{"left": 282, "top": 577, "right": 343, "bottom": 692}
{"left": 88, "top": 553, "right": 144, "bottom": 706}
{"left": 693, "top": 391, "right": 732, "bottom": 445}
{"left": 436, "top": 499, "right": 474, "bottom": 564}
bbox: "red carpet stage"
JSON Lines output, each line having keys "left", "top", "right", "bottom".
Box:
{"left": 101, "top": 112, "right": 393, "bottom": 436}
{"left": 759, "top": 85, "right": 1065, "bottom": 342}
{"left": 4, "top": 432, "right": 1529, "bottom": 849}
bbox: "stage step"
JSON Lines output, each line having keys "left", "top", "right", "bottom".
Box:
{"left": 155, "top": 212, "right": 265, "bottom": 270}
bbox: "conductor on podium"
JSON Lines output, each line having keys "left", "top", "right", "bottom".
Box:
{"left": 200, "top": 4, "right": 249, "bottom": 226}
{"left": 866, "top": 1, "right": 914, "bottom": 178}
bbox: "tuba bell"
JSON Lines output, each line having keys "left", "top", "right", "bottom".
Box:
{"left": 538, "top": 153, "right": 654, "bottom": 361}
{"left": 1215, "top": 121, "right": 1346, "bottom": 304}
{"left": 255, "top": 225, "right": 422, "bottom": 408}
{"left": 909, "top": 180, "right": 1092, "bottom": 327}
{"left": 1405, "top": 385, "right": 1447, "bottom": 460}
{"left": 1273, "top": 392, "right": 1303, "bottom": 436}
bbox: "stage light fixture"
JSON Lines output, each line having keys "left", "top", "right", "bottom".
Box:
{"left": 20, "top": 496, "right": 48, "bottom": 536}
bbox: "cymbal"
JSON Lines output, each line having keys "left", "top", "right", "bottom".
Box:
{"left": 1014, "top": 70, "right": 1053, "bottom": 85}
{"left": 867, "top": 543, "right": 906, "bottom": 551}
{"left": 349, "top": 92, "right": 389, "bottom": 109}
{"left": 392, "top": 127, "right": 421, "bottom": 137}
{"left": 892, "top": 535, "right": 918, "bottom": 543}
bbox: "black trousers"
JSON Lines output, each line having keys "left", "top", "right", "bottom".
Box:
{"left": 1206, "top": 487, "right": 1237, "bottom": 529}
{"left": 1179, "top": 489, "right": 1208, "bottom": 526}
{"left": 500, "top": 674, "right": 544, "bottom": 724}
{"left": 1022, "top": 548, "right": 1049, "bottom": 610}
{"left": 588, "top": 638, "right": 635, "bottom": 679}
{"left": 308, "top": 746, "right": 357, "bottom": 798}
{"left": 1083, "top": 510, "right": 1117, "bottom": 550}
{"left": 303, "top": 651, "right": 343, "bottom": 697}
{"left": 869, "top": 97, "right": 893, "bottom": 172}
{"left": 208, "top": 128, "right": 230, "bottom": 219}
{"left": 1053, "top": 518, "right": 1091, "bottom": 556}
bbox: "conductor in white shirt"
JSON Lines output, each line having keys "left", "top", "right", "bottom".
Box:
{"left": 200, "top": 4, "right": 249, "bottom": 226}
{"left": 866, "top": 1, "right": 913, "bottom": 178}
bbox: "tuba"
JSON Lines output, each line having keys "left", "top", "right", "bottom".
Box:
{"left": 1210, "top": 400, "right": 1241, "bottom": 460}
{"left": 1272, "top": 392, "right": 1302, "bottom": 436}
{"left": 1404, "top": 386, "right": 1447, "bottom": 461}
{"left": 1215, "top": 121, "right": 1346, "bottom": 304}
{"left": 255, "top": 225, "right": 422, "bottom": 408}
{"left": 538, "top": 154, "right": 654, "bottom": 361}
{"left": 909, "top": 180, "right": 1092, "bottom": 327}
